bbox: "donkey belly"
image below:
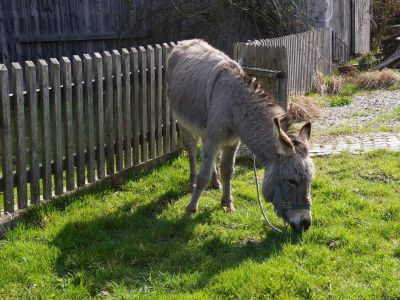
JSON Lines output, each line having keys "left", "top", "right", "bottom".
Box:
{"left": 170, "top": 96, "right": 207, "bottom": 138}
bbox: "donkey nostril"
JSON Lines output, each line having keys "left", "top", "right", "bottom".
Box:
{"left": 302, "top": 219, "right": 311, "bottom": 231}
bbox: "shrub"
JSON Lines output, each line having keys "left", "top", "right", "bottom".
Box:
{"left": 313, "top": 72, "right": 345, "bottom": 96}
{"left": 329, "top": 95, "right": 352, "bottom": 107}
{"left": 288, "top": 95, "right": 321, "bottom": 122}
{"left": 355, "top": 69, "right": 400, "bottom": 90}
{"left": 340, "top": 82, "right": 357, "bottom": 96}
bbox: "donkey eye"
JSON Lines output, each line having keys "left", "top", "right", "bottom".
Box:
{"left": 287, "top": 179, "right": 298, "bottom": 186}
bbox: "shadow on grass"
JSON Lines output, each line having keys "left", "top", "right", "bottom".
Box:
{"left": 50, "top": 187, "right": 295, "bottom": 295}
{"left": 18, "top": 154, "right": 295, "bottom": 296}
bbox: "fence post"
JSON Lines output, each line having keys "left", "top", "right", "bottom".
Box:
{"left": 121, "top": 48, "right": 132, "bottom": 168}
{"left": 25, "top": 61, "right": 40, "bottom": 204}
{"left": 155, "top": 44, "right": 163, "bottom": 157}
{"left": 38, "top": 60, "right": 52, "bottom": 200}
{"left": 50, "top": 58, "right": 64, "bottom": 195}
{"left": 112, "top": 50, "right": 124, "bottom": 172}
{"left": 12, "top": 63, "right": 28, "bottom": 208}
{"left": 0, "top": 65, "right": 14, "bottom": 213}
{"left": 103, "top": 51, "right": 114, "bottom": 175}
{"left": 73, "top": 55, "right": 86, "bottom": 186}
{"left": 130, "top": 47, "right": 140, "bottom": 165}
{"left": 139, "top": 46, "right": 148, "bottom": 162}
{"left": 147, "top": 45, "right": 156, "bottom": 159}
{"left": 162, "top": 43, "right": 171, "bottom": 154}
{"left": 83, "top": 54, "right": 96, "bottom": 183}
{"left": 61, "top": 57, "right": 75, "bottom": 191}
{"left": 169, "top": 42, "right": 177, "bottom": 150}
{"left": 94, "top": 53, "right": 105, "bottom": 179}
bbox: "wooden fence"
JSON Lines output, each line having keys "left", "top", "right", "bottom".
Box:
{"left": 312, "top": 0, "right": 371, "bottom": 62}
{"left": 0, "top": 0, "right": 126, "bottom": 65}
{"left": 234, "top": 45, "right": 288, "bottom": 110}
{"left": 0, "top": 43, "right": 180, "bottom": 215}
{"left": 236, "top": 28, "right": 332, "bottom": 97}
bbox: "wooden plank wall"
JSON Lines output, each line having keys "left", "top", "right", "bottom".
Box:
{"left": 235, "top": 43, "right": 288, "bottom": 110}
{"left": 353, "top": 0, "right": 371, "bottom": 55}
{"left": 0, "top": 42, "right": 179, "bottom": 215}
{"left": 311, "top": 0, "right": 371, "bottom": 62}
{"left": 237, "top": 28, "right": 332, "bottom": 97}
{"left": 0, "top": 0, "right": 145, "bottom": 66}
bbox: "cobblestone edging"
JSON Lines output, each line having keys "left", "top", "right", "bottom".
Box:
{"left": 238, "top": 132, "right": 400, "bottom": 158}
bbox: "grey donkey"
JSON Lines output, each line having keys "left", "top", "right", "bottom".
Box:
{"left": 167, "top": 39, "right": 314, "bottom": 231}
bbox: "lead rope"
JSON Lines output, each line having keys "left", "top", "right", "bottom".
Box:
{"left": 252, "top": 154, "right": 282, "bottom": 233}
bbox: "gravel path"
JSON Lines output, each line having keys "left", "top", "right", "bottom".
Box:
{"left": 313, "top": 89, "right": 400, "bottom": 132}
{"left": 238, "top": 89, "right": 400, "bottom": 157}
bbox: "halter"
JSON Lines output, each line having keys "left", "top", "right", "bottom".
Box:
{"left": 252, "top": 154, "right": 311, "bottom": 233}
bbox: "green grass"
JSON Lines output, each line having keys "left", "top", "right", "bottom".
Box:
{"left": 328, "top": 95, "right": 352, "bottom": 107}
{"left": 389, "top": 82, "right": 400, "bottom": 91}
{"left": 339, "top": 82, "right": 357, "bottom": 96}
{"left": 314, "top": 106, "right": 400, "bottom": 136}
{"left": 1, "top": 151, "right": 400, "bottom": 299}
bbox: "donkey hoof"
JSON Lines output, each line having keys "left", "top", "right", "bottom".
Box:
{"left": 186, "top": 203, "right": 198, "bottom": 214}
{"left": 221, "top": 201, "right": 236, "bottom": 213}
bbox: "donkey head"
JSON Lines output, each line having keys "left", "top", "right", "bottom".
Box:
{"left": 262, "top": 116, "right": 315, "bottom": 231}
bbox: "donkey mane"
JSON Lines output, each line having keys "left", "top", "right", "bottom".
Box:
{"left": 223, "top": 60, "right": 277, "bottom": 106}
{"left": 221, "top": 59, "right": 307, "bottom": 158}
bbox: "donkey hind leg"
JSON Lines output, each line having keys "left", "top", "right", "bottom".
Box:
{"left": 186, "top": 138, "right": 219, "bottom": 213}
{"left": 220, "top": 141, "right": 240, "bottom": 212}
{"left": 181, "top": 128, "right": 198, "bottom": 191}
{"left": 210, "top": 161, "right": 221, "bottom": 190}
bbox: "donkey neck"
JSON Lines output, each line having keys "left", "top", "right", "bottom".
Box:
{"left": 235, "top": 94, "right": 284, "bottom": 165}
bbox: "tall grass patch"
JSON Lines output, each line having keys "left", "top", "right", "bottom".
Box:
{"left": 355, "top": 69, "right": 400, "bottom": 90}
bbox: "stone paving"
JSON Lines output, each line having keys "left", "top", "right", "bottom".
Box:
{"left": 309, "top": 132, "right": 400, "bottom": 156}
{"left": 238, "top": 132, "right": 400, "bottom": 158}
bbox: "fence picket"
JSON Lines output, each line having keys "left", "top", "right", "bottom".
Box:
{"left": 169, "top": 42, "right": 177, "bottom": 150}
{"left": 12, "top": 63, "right": 28, "bottom": 208}
{"left": 162, "top": 43, "right": 170, "bottom": 153}
{"left": 50, "top": 59, "right": 63, "bottom": 195}
{"left": 139, "top": 46, "right": 148, "bottom": 162}
{"left": 122, "top": 48, "right": 132, "bottom": 168}
{"left": 147, "top": 45, "right": 156, "bottom": 158}
{"left": 25, "top": 61, "right": 40, "bottom": 203}
{"left": 83, "top": 54, "right": 96, "bottom": 183}
{"left": 113, "top": 50, "right": 124, "bottom": 171}
{"left": 94, "top": 53, "right": 105, "bottom": 179}
{"left": 38, "top": 60, "right": 52, "bottom": 199}
{"left": 61, "top": 57, "right": 75, "bottom": 191}
{"left": 155, "top": 44, "right": 163, "bottom": 156}
{"left": 104, "top": 51, "right": 114, "bottom": 175}
{"left": 0, "top": 65, "right": 14, "bottom": 212}
{"left": 130, "top": 47, "right": 140, "bottom": 165}
{"left": 73, "top": 55, "right": 86, "bottom": 186}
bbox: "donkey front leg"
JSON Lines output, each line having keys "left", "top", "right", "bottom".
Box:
{"left": 220, "top": 142, "right": 240, "bottom": 212}
{"left": 186, "top": 139, "right": 219, "bottom": 213}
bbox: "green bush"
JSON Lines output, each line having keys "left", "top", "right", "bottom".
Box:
{"left": 389, "top": 82, "right": 400, "bottom": 91}
{"left": 329, "top": 95, "right": 352, "bottom": 107}
{"left": 340, "top": 82, "right": 357, "bottom": 96}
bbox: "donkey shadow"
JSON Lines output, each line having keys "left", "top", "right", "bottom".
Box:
{"left": 39, "top": 159, "right": 299, "bottom": 295}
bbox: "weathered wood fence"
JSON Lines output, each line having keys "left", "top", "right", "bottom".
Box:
{"left": 312, "top": 0, "right": 371, "bottom": 62}
{"left": 234, "top": 28, "right": 332, "bottom": 99}
{"left": 0, "top": 43, "right": 180, "bottom": 215}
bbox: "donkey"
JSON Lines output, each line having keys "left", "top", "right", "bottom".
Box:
{"left": 167, "top": 39, "right": 315, "bottom": 231}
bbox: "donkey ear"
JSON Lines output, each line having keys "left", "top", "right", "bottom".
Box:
{"left": 299, "top": 122, "right": 311, "bottom": 143}
{"left": 272, "top": 116, "right": 295, "bottom": 156}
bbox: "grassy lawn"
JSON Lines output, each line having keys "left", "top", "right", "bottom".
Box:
{"left": 1, "top": 151, "right": 400, "bottom": 299}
